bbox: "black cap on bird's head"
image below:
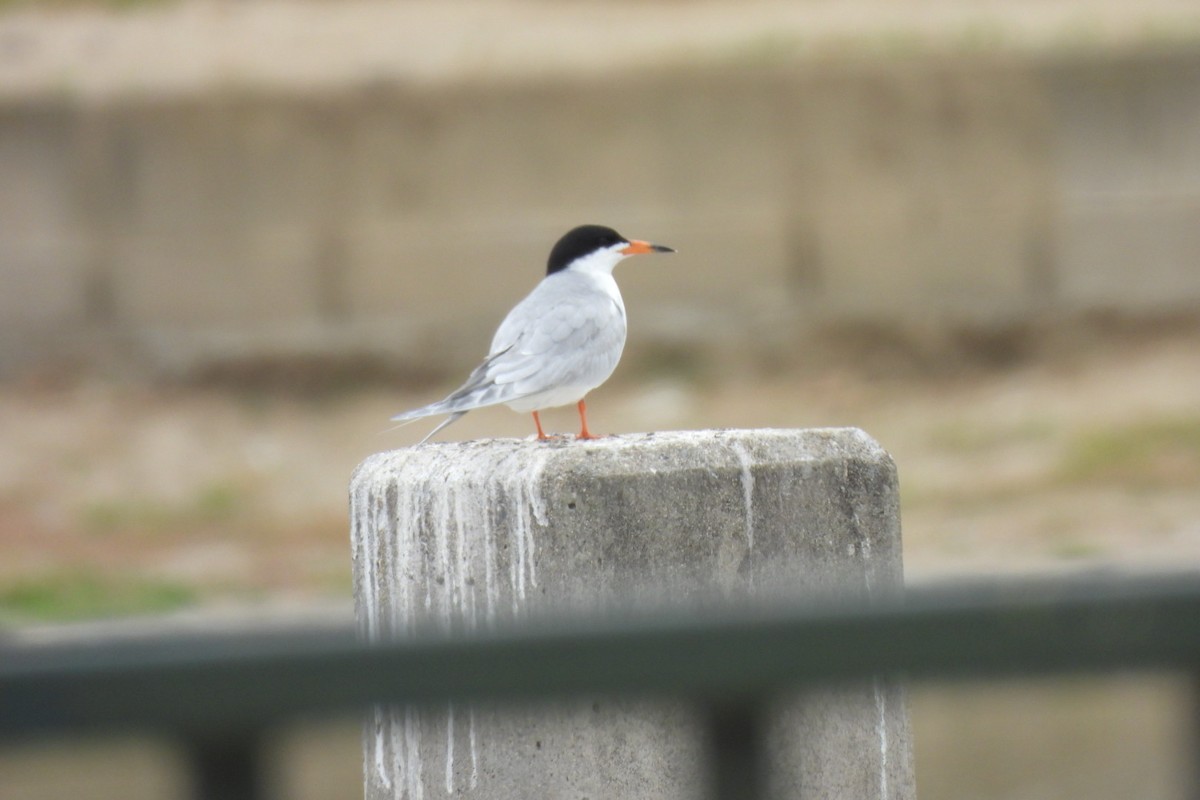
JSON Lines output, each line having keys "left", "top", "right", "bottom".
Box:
{"left": 546, "top": 224, "right": 675, "bottom": 275}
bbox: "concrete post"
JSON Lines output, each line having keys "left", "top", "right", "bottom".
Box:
{"left": 350, "top": 428, "right": 914, "bottom": 800}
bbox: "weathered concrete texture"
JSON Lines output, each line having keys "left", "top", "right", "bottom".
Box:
{"left": 350, "top": 428, "right": 913, "bottom": 800}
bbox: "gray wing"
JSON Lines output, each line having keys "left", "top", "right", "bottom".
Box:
{"left": 390, "top": 274, "right": 625, "bottom": 425}
{"left": 486, "top": 277, "right": 626, "bottom": 398}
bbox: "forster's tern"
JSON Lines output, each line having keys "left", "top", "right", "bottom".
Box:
{"left": 392, "top": 224, "right": 675, "bottom": 442}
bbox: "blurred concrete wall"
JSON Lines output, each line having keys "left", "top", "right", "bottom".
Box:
{"left": 3, "top": 50, "right": 1199, "bottom": 377}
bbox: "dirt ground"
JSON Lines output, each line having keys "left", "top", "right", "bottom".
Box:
{"left": 2, "top": 320, "right": 1199, "bottom": 624}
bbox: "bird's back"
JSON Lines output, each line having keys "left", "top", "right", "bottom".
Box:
{"left": 486, "top": 270, "right": 627, "bottom": 410}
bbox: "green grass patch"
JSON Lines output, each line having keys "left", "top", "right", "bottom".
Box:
{"left": 721, "top": 32, "right": 807, "bottom": 66}
{"left": 928, "top": 417, "right": 1058, "bottom": 454}
{"left": 1057, "top": 416, "right": 1200, "bottom": 488}
{"left": 193, "top": 482, "right": 242, "bottom": 519}
{"left": 81, "top": 480, "right": 246, "bottom": 534}
{"left": 1049, "top": 539, "right": 1106, "bottom": 560}
{"left": 0, "top": 573, "right": 198, "bottom": 623}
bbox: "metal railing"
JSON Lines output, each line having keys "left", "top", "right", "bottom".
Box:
{"left": 3, "top": 572, "right": 1200, "bottom": 799}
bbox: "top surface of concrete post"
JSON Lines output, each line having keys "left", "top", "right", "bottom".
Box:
{"left": 350, "top": 428, "right": 912, "bottom": 800}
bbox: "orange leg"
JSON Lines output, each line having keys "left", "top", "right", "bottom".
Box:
{"left": 576, "top": 399, "right": 600, "bottom": 440}
{"left": 531, "top": 411, "right": 551, "bottom": 441}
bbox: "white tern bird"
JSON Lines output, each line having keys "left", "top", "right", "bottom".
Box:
{"left": 392, "top": 224, "right": 675, "bottom": 442}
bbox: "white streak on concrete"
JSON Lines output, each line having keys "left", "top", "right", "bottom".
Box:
{"left": 372, "top": 706, "right": 390, "bottom": 790}
{"left": 422, "top": 484, "right": 434, "bottom": 616}
{"left": 352, "top": 443, "right": 550, "bottom": 797}
{"left": 482, "top": 479, "right": 498, "bottom": 626}
{"left": 404, "top": 707, "right": 424, "bottom": 800}
{"left": 445, "top": 702, "right": 455, "bottom": 794}
{"left": 729, "top": 441, "right": 756, "bottom": 550}
{"left": 351, "top": 475, "right": 379, "bottom": 800}
{"left": 453, "top": 492, "right": 475, "bottom": 628}
{"left": 434, "top": 487, "right": 453, "bottom": 631}
{"left": 861, "top": 535, "right": 873, "bottom": 596}
{"left": 389, "top": 709, "right": 405, "bottom": 792}
{"left": 468, "top": 708, "right": 479, "bottom": 790}
{"left": 515, "top": 448, "right": 549, "bottom": 598}
{"left": 874, "top": 680, "right": 889, "bottom": 800}
{"left": 511, "top": 488, "right": 524, "bottom": 613}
